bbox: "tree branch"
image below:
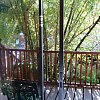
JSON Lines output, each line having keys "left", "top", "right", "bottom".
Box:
{"left": 64, "top": 1, "right": 75, "bottom": 36}
{"left": 75, "top": 16, "right": 100, "bottom": 51}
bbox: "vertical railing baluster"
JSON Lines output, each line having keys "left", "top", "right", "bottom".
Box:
{"left": 20, "top": 50, "right": 22, "bottom": 79}
{"left": 1, "top": 49, "right": 6, "bottom": 79}
{"left": 75, "top": 53, "right": 77, "bottom": 84}
{"left": 9, "top": 50, "right": 11, "bottom": 79}
{"left": 24, "top": 50, "right": 26, "bottom": 79}
{"left": 26, "top": 50, "right": 28, "bottom": 79}
{"left": 29, "top": 51, "right": 32, "bottom": 80}
{"left": 55, "top": 53, "right": 58, "bottom": 82}
{"left": 80, "top": 54, "right": 82, "bottom": 85}
{"left": 90, "top": 54, "right": 93, "bottom": 85}
{"left": 85, "top": 54, "right": 88, "bottom": 85}
{"left": 16, "top": 50, "right": 18, "bottom": 79}
{"left": 96, "top": 54, "right": 98, "bottom": 84}
{"left": 7, "top": 49, "right": 10, "bottom": 78}
{"left": 11, "top": 50, "right": 13, "bottom": 79}
{"left": 27, "top": 50, "right": 29, "bottom": 79}
{"left": 50, "top": 53, "right": 52, "bottom": 82}
{"left": 18, "top": 51, "right": 19, "bottom": 79}
{"left": 48, "top": 53, "right": 50, "bottom": 81}
{"left": 65, "top": 53, "right": 68, "bottom": 84}
{"left": 12, "top": 50, "right": 15, "bottom": 79}
{"left": 4, "top": 49, "right": 6, "bottom": 79}
{"left": 45, "top": 53, "right": 48, "bottom": 82}
{"left": 70, "top": 53, "right": 72, "bottom": 84}
{"left": 0, "top": 48, "right": 5, "bottom": 79}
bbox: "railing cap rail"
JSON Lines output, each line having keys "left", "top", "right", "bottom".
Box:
{"left": 1, "top": 48, "right": 100, "bottom": 54}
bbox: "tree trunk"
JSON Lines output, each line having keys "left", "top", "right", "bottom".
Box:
{"left": 23, "top": 11, "right": 28, "bottom": 50}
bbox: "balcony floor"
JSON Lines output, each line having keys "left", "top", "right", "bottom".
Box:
{"left": 0, "top": 89, "right": 8, "bottom": 100}
{"left": 45, "top": 86, "right": 100, "bottom": 100}
{"left": 0, "top": 87, "right": 100, "bottom": 100}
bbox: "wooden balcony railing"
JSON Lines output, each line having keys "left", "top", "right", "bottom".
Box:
{"left": 0, "top": 48, "right": 100, "bottom": 89}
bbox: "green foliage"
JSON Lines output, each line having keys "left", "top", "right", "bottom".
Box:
{"left": 1, "top": 80, "right": 14, "bottom": 99}
{"left": 0, "top": 3, "right": 9, "bottom": 12}
{"left": 0, "top": 0, "right": 99, "bottom": 51}
{"left": 1, "top": 80, "right": 39, "bottom": 100}
{"left": 81, "top": 74, "right": 99, "bottom": 84}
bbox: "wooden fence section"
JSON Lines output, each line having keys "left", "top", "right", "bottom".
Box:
{"left": 64, "top": 51, "right": 100, "bottom": 88}
{"left": 0, "top": 48, "right": 39, "bottom": 81}
{"left": 0, "top": 48, "right": 100, "bottom": 88}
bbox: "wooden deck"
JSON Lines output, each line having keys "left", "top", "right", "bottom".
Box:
{"left": 0, "top": 89, "right": 7, "bottom": 100}
{"left": 0, "top": 86, "right": 100, "bottom": 100}
{"left": 45, "top": 86, "right": 100, "bottom": 100}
